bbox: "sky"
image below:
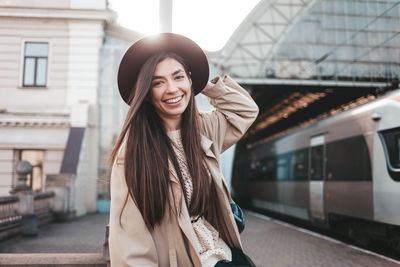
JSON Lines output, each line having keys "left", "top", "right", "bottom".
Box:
{"left": 108, "top": 0, "right": 260, "bottom": 51}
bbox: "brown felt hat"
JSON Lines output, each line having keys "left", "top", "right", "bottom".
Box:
{"left": 117, "top": 33, "right": 209, "bottom": 105}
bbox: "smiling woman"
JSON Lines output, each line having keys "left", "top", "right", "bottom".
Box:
{"left": 107, "top": 33, "right": 258, "bottom": 267}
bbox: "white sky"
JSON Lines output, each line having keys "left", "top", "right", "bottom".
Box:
{"left": 108, "top": 0, "right": 260, "bottom": 51}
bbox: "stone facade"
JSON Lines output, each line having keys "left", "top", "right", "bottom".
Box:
{"left": 0, "top": 0, "right": 141, "bottom": 216}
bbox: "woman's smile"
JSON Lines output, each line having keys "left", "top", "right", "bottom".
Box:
{"left": 163, "top": 94, "right": 184, "bottom": 104}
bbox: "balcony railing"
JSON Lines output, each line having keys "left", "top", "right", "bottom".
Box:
{"left": 0, "top": 191, "right": 55, "bottom": 241}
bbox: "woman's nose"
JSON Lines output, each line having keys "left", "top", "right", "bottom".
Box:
{"left": 166, "top": 80, "right": 179, "bottom": 93}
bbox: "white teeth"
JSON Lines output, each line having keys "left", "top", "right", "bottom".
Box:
{"left": 165, "top": 95, "right": 182, "bottom": 104}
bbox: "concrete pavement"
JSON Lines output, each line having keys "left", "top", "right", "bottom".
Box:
{"left": 1, "top": 211, "right": 399, "bottom": 267}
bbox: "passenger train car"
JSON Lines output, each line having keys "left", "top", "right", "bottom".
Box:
{"left": 233, "top": 89, "right": 400, "bottom": 249}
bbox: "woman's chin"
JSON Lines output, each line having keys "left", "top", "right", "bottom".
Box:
{"left": 161, "top": 104, "right": 188, "bottom": 117}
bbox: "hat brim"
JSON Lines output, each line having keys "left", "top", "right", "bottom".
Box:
{"left": 117, "top": 33, "right": 209, "bottom": 105}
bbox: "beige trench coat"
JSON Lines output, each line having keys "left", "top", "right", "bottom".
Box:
{"left": 109, "top": 75, "right": 259, "bottom": 267}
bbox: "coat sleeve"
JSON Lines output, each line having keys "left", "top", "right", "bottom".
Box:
{"left": 108, "top": 145, "right": 158, "bottom": 267}
{"left": 200, "top": 75, "right": 259, "bottom": 154}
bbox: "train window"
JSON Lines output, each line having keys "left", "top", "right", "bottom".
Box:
{"left": 310, "top": 145, "right": 324, "bottom": 181}
{"left": 325, "top": 135, "right": 372, "bottom": 181}
{"left": 398, "top": 134, "right": 400, "bottom": 165}
{"left": 237, "top": 158, "right": 249, "bottom": 182}
{"left": 293, "top": 149, "right": 308, "bottom": 181}
{"left": 248, "top": 160, "right": 262, "bottom": 181}
{"left": 277, "top": 154, "right": 291, "bottom": 180}
{"left": 379, "top": 127, "right": 400, "bottom": 181}
{"left": 261, "top": 157, "right": 276, "bottom": 181}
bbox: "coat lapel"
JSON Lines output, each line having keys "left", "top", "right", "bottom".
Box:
{"left": 177, "top": 199, "right": 202, "bottom": 266}
{"left": 168, "top": 159, "right": 180, "bottom": 185}
{"left": 200, "top": 134, "right": 243, "bottom": 249}
{"left": 167, "top": 162, "right": 201, "bottom": 265}
{"left": 200, "top": 135, "right": 224, "bottom": 191}
{"left": 201, "top": 134, "right": 216, "bottom": 159}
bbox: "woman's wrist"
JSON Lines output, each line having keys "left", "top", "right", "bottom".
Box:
{"left": 201, "top": 76, "right": 223, "bottom": 97}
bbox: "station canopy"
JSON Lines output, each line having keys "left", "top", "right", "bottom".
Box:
{"left": 207, "top": 0, "right": 400, "bottom": 145}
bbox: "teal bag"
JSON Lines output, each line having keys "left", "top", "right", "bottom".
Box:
{"left": 230, "top": 201, "right": 245, "bottom": 233}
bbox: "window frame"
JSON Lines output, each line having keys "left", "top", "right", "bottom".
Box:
{"left": 292, "top": 148, "right": 309, "bottom": 181}
{"left": 379, "top": 127, "right": 400, "bottom": 181}
{"left": 21, "top": 41, "right": 50, "bottom": 88}
{"left": 261, "top": 156, "right": 277, "bottom": 181}
{"left": 276, "top": 153, "right": 291, "bottom": 181}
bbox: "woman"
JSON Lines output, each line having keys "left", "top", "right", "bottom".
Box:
{"left": 108, "top": 33, "right": 259, "bottom": 267}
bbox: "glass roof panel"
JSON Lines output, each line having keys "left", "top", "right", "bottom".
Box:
{"left": 212, "top": 0, "right": 399, "bottom": 83}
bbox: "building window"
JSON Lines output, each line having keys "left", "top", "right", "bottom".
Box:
{"left": 23, "top": 42, "right": 49, "bottom": 87}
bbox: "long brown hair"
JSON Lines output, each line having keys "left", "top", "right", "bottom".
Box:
{"left": 109, "top": 52, "right": 234, "bottom": 247}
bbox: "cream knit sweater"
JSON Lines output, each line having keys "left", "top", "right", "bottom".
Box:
{"left": 168, "top": 130, "right": 232, "bottom": 267}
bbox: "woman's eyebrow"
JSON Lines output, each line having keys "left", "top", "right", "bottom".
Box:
{"left": 152, "top": 69, "right": 183, "bottom": 80}
{"left": 172, "top": 69, "right": 183, "bottom": 75}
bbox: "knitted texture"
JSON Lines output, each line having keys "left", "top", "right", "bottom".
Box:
{"left": 168, "top": 130, "right": 232, "bottom": 267}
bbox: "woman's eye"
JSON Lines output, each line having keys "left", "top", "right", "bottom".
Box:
{"left": 175, "top": 75, "right": 184, "bottom": 80}
{"left": 152, "top": 81, "right": 162, "bottom": 87}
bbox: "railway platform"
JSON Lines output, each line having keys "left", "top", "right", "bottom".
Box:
{"left": 242, "top": 211, "right": 400, "bottom": 267}
{"left": 0, "top": 212, "right": 399, "bottom": 266}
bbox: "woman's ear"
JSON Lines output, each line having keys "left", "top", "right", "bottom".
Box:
{"left": 187, "top": 71, "right": 193, "bottom": 88}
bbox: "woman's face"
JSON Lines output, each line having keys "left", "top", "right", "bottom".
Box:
{"left": 150, "top": 57, "right": 192, "bottom": 129}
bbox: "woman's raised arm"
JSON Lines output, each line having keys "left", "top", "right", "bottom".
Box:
{"left": 200, "top": 75, "right": 259, "bottom": 155}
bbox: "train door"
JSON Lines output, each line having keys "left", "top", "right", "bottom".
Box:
{"left": 309, "top": 135, "right": 325, "bottom": 221}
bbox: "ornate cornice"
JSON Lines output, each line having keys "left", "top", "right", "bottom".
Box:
{"left": 0, "top": 119, "right": 70, "bottom": 128}
{"left": 0, "top": 6, "right": 114, "bottom": 22}
{"left": 0, "top": 112, "right": 70, "bottom": 128}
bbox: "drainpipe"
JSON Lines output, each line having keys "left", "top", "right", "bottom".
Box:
{"left": 159, "top": 0, "right": 173, "bottom": 32}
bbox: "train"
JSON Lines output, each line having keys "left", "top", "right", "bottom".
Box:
{"left": 232, "top": 88, "right": 400, "bottom": 250}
